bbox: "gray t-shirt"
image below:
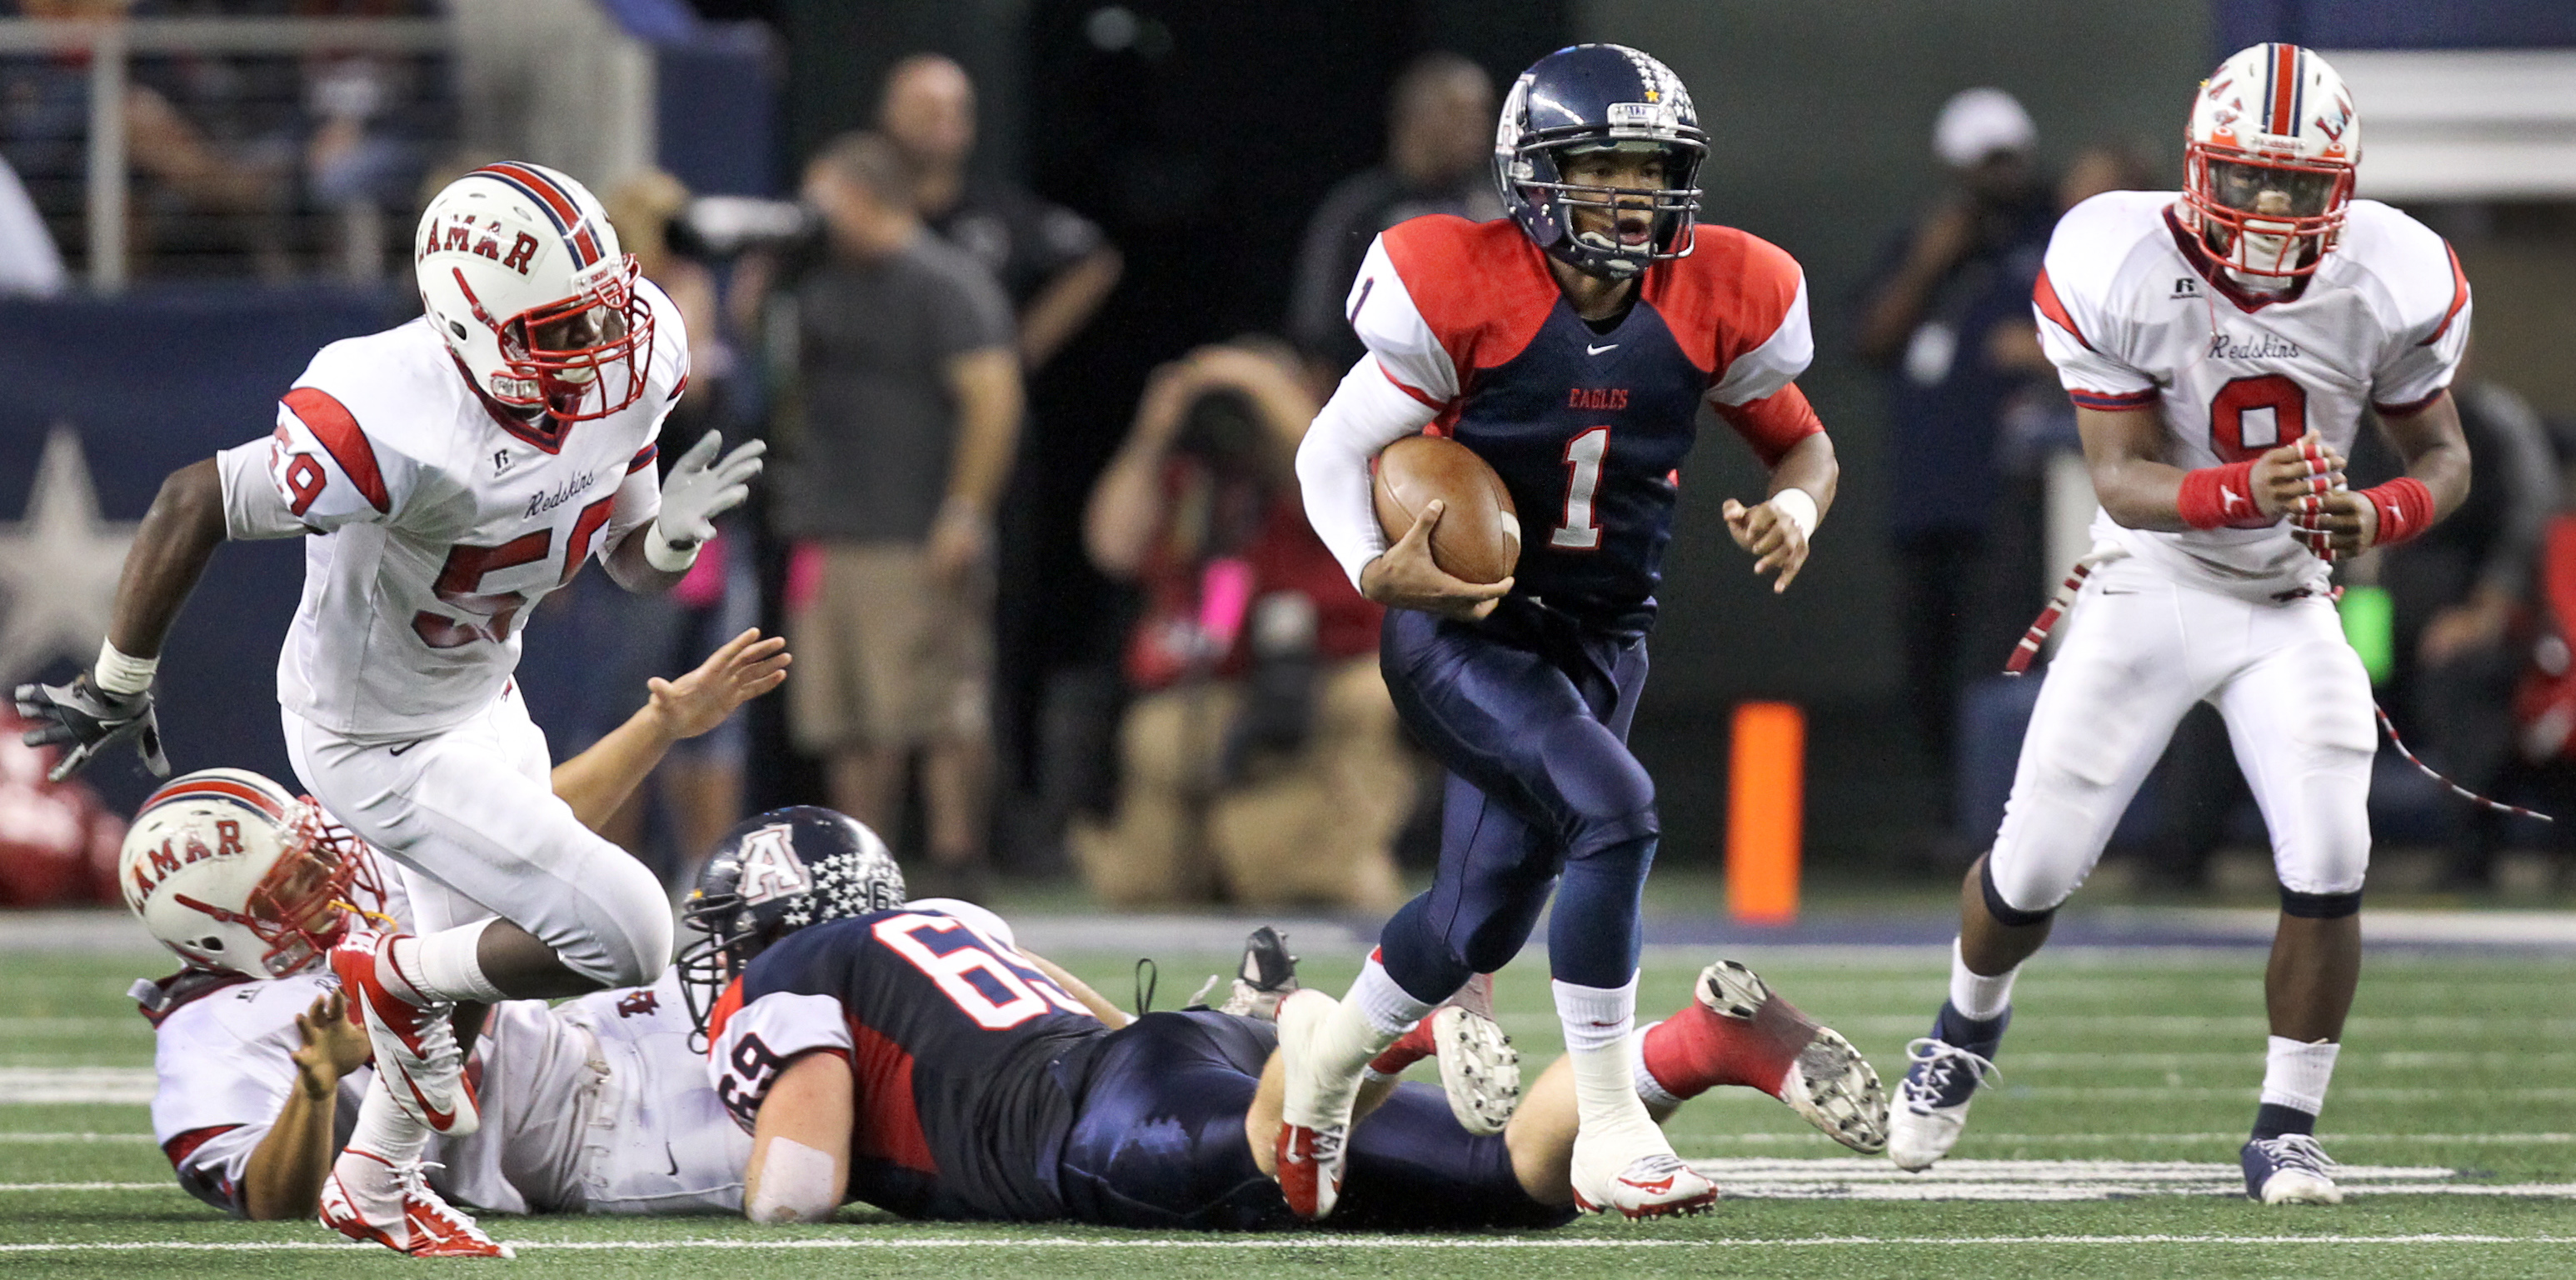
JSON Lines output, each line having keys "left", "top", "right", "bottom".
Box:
{"left": 778, "top": 231, "right": 1013, "bottom": 542}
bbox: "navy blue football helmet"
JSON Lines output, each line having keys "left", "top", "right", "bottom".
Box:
{"left": 1493, "top": 43, "right": 1708, "bottom": 278}
{"left": 676, "top": 806, "right": 904, "bottom": 1041}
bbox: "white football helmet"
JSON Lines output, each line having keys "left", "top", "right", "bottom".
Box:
{"left": 414, "top": 162, "right": 655, "bottom": 424}
{"left": 2180, "top": 42, "right": 2359, "bottom": 278}
{"left": 118, "top": 768, "right": 374, "bottom": 978}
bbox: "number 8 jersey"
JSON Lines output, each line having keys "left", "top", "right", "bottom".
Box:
{"left": 2034, "top": 190, "right": 2469, "bottom": 598}
{"left": 211, "top": 281, "right": 689, "bottom": 738}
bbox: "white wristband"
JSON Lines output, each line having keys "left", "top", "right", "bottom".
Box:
{"left": 92, "top": 640, "right": 157, "bottom": 696}
{"left": 642, "top": 520, "right": 701, "bottom": 573}
{"left": 1767, "top": 488, "right": 1819, "bottom": 540}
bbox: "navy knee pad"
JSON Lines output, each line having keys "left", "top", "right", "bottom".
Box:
{"left": 1979, "top": 858, "right": 2059, "bottom": 928}
{"left": 2279, "top": 886, "right": 2363, "bottom": 919}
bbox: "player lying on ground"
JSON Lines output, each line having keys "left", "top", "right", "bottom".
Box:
{"left": 687, "top": 811, "right": 1886, "bottom": 1229}
{"left": 20, "top": 161, "right": 770, "bottom": 1256}
{"left": 1286, "top": 42, "right": 1852, "bottom": 1219}
{"left": 1890, "top": 44, "right": 2475, "bottom": 1206}
{"left": 121, "top": 633, "right": 785, "bottom": 1247}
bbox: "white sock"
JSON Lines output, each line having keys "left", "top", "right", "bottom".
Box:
{"left": 1630, "top": 1022, "right": 1682, "bottom": 1111}
{"left": 1948, "top": 938, "right": 2018, "bottom": 1022}
{"left": 2259, "top": 1036, "right": 2340, "bottom": 1115}
{"left": 1555, "top": 975, "right": 1659, "bottom": 1137}
{"left": 345, "top": 1076, "right": 428, "bottom": 1166}
{"left": 391, "top": 920, "right": 507, "bottom": 1004}
{"left": 1346, "top": 955, "right": 1438, "bottom": 1039}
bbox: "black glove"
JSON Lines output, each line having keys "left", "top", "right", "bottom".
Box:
{"left": 15, "top": 672, "right": 169, "bottom": 782}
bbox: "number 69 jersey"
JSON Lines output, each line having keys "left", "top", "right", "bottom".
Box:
{"left": 2033, "top": 190, "right": 2469, "bottom": 598}
{"left": 704, "top": 902, "right": 1107, "bottom": 1222}
{"left": 210, "top": 282, "right": 689, "bottom": 739}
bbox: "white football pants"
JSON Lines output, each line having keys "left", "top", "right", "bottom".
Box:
{"left": 1987, "top": 555, "right": 2376, "bottom": 913}
{"left": 282, "top": 682, "right": 673, "bottom": 988}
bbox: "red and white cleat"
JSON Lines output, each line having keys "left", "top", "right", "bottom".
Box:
{"left": 1568, "top": 1137, "right": 1718, "bottom": 1219}
{"left": 332, "top": 927, "right": 479, "bottom": 1137}
{"left": 1273, "top": 990, "right": 1355, "bottom": 1220}
{"left": 318, "top": 1148, "right": 512, "bottom": 1258}
{"left": 1686, "top": 960, "right": 1889, "bottom": 1154}
{"left": 1362, "top": 974, "right": 1521, "bottom": 1136}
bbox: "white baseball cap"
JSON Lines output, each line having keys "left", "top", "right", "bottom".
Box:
{"left": 1934, "top": 88, "right": 2035, "bottom": 168}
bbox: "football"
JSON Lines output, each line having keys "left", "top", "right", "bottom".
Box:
{"left": 1371, "top": 434, "right": 1520, "bottom": 586}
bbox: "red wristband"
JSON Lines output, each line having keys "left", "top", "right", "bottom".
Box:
{"left": 2175, "top": 460, "right": 2262, "bottom": 530}
{"left": 2362, "top": 477, "right": 2435, "bottom": 547}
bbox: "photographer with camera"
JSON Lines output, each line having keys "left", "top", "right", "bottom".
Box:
{"left": 1073, "top": 341, "right": 1410, "bottom": 910}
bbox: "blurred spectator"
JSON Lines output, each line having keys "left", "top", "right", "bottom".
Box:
{"left": 0, "top": 151, "right": 62, "bottom": 294}
{"left": 880, "top": 52, "right": 1121, "bottom": 373}
{"left": 1855, "top": 87, "right": 2057, "bottom": 814}
{"left": 1071, "top": 341, "right": 1407, "bottom": 910}
{"left": 2354, "top": 369, "right": 2556, "bottom": 888}
{"left": 1285, "top": 51, "right": 1500, "bottom": 381}
{"left": 772, "top": 132, "right": 1021, "bottom": 896}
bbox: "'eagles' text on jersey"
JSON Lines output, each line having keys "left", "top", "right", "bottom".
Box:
{"left": 2034, "top": 191, "right": 2469, "bottom": 597}
{"left": 704, "top": 904, "right": 1104, "bottom": 1221}
{"left": 1351, "top": 216, "right": 1821, "bottom": 633}
{"left": 212, "top": 282, "right": 691, "bottom": 738}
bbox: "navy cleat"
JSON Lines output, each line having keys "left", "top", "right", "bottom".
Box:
{"left": 2242, "top": 1133, "right": 2343, "bottom": 1204}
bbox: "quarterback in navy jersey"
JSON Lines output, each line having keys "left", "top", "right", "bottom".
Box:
{"left": 1287, "top": 43, "right": 1850, "bottom": 1219}
{"left": 688, "top": 808, "right": 1885, "bottom": 1230}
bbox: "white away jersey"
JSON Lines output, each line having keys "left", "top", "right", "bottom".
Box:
{"left": 2034, "top": 190, "right": 2469, "bottom": 597}
{"left": 146, "top": 972, "right": 370, "bottom": 1215}
{"left": 214, "top": 282, "right": 690, "bottom": 738}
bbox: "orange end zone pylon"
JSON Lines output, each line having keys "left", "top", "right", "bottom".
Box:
{"left": 1725, "top": 701, "right": 1805, "bottom": 925}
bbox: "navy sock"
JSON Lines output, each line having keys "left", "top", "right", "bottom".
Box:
{"left": 1932, "top": 1000, "right": 2011, "bottom": 1058}
{"left": 1547, "top": 837, "right": 1656, "bottom": 988}
{"left": 2251, "top": 1102, "right": 2317, "bottom": 1142}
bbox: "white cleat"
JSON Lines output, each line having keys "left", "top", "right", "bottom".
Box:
{"left": 1888, "top": 1037, "right": 1999, "bottom": 1172}
{"left": 1273, "top": 989, "right": 1358, "bottom": 1220}
{"left": 2243, "top": 1134, "right": 2344, "bottom": 1205}
{"left": 1569, "top": 1125, "right": 1718, "bottom": 1219}
{"left": 317, "top": 1148, "right": 512, "bottom": 1258}
{"left": 1430, "top": 1003, "right": 1520, "bottom": 1136}
{"left": 333, "top": 927, "right": 478, "bottom": 1138}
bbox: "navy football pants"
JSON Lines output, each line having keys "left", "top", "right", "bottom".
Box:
{"left": 1053, "top": 1011, "right": 1568, "bottom": 1231}
{"left": 1375, "top": 602, "right": 1658, "bottom": 998}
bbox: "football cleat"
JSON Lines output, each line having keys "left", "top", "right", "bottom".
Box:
{"left": 1430, "top": 1000, "right": 1521, "bottom": 1136}
{"left": 1694, "top": 960, "right": 1889, "bottom": 1153}
{"left": 318, "top": 1148, "right": 512, "bottom": 1258}
{"left": 1569, "top": 1132, "right": 1717, "bottom": 1219}
{"left": 2242, "top": 1133, "right": 2344, "bottom": 1205}
{"left": 1272, "top": 989, "right": 1354, "bottom": 1219}
{"left": 1216, "top": 926, "right": 1300, "bottom": 1021}
{"left": 1888, "top": 1037, "right": 1999, "bottom": 1172}
{"left": 333, "top": 927, "right": 479, "bottom": 1137}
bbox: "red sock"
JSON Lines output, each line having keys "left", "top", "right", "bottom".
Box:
{"left": 1365, "top": 1019, "right": 1435, "bottom": 1076}
{"left": 1640, "top": 995, "right": 1810, "bottom": 1102}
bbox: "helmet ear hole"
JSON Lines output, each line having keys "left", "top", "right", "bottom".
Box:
{"left": 449, "top": 321, "right": 469, "bottom": 340}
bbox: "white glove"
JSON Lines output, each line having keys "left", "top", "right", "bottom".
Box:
{"left": 646, "top": 432, "right": 766, "bottom": 571}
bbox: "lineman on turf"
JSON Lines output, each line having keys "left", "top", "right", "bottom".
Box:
{"left": 122, "top": 634, "right": 785, "bottom": 1247}
{"left": 1890, "top": 44, "right": 2475, "bottom": 1205}
{"left": 21, "top": 162, "right": 767, "bottom": 1256}
{"left": 687, "top": 810, "right": 1886, "bottom": 1228}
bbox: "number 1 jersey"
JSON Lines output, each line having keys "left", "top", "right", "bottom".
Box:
{"left": 211, "top": 281, "right": 690, "bottom": 739}
{"left": 2034, "top": 190, "right": 2469, "bottom": 598}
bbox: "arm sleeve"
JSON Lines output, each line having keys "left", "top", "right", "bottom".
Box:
{"left": 213, "top": 440, "right": 306, "bottom": 541}
{"left": 1295, "top": 356, "right": 1442, "bottom": 589}
{"left": 707, "top": 991, "right": 852, "bottom": 1132}
{"left": 601, "top": 443, "right": 665, "bottom": 556}
{"left": 2372, "top": 242, "right": 2471, "bottom": 413}
{"left": 149, "top": 992, "right": 312, "bottom": 1218}
{"left": 1346, "top": 234, "right": 1460, "bottom": 406}
{"left": 252, "top": 387, "right": 420, "bottom": 533}
{"left": 1707, "top": 270, "right": 1814, "bottom": 407}
{"left": 1714, "top": 383, "right": 1825, "bottom": 469}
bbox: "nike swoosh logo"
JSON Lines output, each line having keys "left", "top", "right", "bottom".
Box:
{"left": 388, "top": 739, "right": 426, "bottom": 757}
{"left": 1586, "top": 342, "right": 1620, "bottom": 356}
{"left": 664, "top": 1143, "right": 679, "bottom": 1177}
{"left": 404, "top": 1073, "right": 459, "bottom": 1131}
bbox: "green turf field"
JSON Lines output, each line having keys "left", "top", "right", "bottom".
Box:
{"left": 3, "top": 940, "right": 2573, "bottom": 1278}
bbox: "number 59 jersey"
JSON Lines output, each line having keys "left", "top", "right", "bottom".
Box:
{"left": 211, "top": 281, "right": 689, "bottom": 739}
{"left": 2034, "top": 190, "right": 2469, "bottom": 598}
{"left": 704, "top": 903, "right": 1107, "bottom": 1222}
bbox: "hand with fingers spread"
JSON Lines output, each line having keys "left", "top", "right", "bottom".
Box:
{"left": 1722, "top": 493, "right": 1815, "bottom": 593}
{"left": 14, "top": 672, "right": 168, "bottom": 782}
{"left": 646, "top": 628, "right": 792, "bottom": 741}
{"left": 651, "top": 431, "right": 767, "bottom": 565}
{"left": 1359, "top": 499, "right": 1513, "bottom": 622}
{"left": 292, "top": 989, "right": 372, "bottom": 1101}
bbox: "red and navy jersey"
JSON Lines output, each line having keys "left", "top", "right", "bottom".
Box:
{"left": 1352, "top": 217, "right": 1821, "bottom": 634}
{"left": 705, "top": 907, "right": 1106, "bottom": 1221}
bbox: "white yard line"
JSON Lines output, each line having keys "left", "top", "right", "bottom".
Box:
{"left": 0, "top": 1068, "right": 155, "bottom": 1104}
{"left": 0, "top": 1234, "right": 2571, "bottom": 1252}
